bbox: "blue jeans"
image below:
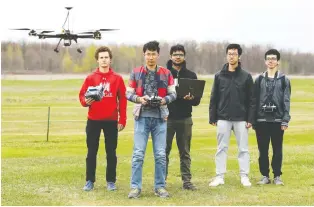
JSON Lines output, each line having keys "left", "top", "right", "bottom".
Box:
{"left": 131, "top": 117, "right": 167, "bottom": 190}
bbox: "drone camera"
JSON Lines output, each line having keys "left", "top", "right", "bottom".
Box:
{"left": 64, "top": 39, "right": 71, "bottom": 46}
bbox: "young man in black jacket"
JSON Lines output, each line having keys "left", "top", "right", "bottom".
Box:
{"left": 254, "top": 49, "right": 291, "bottom": 185}
{"left": 165, "top": 44, "right": 201, "bottom": 190}
{"left": 209, "top": 44, "right": 255, "bottom": 187}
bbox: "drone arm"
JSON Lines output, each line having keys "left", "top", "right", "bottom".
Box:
{"left": 76, "top": 34, "right": 95, "bottom": 39}
{"left": 38, "top": 34, "right": 63, "bottom": 38}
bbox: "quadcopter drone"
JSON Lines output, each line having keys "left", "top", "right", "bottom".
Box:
{"left": 11, "top": 7, "right": 118, "bottom": 53}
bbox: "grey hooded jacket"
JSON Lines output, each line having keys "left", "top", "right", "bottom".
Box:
{"left": 254, "top": 70, "right": 291, "bottom": 126}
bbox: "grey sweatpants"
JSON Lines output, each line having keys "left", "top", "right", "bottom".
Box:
{"left": 215, "top": 120, "right": 250, "bottom": 177}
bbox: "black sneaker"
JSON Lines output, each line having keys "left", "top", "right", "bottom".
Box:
{"left": 128, "top": 188, "right": 141, "bottom": 199}
{"left": 154, "top": 188, "right": 169, "bottom": 198}
{"left": 183, "top": 182, "right": 197, "bottom": 190}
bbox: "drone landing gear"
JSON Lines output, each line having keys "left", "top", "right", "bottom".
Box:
{"left": 74, "top": 39, "right": 82, "bottom": 53}
{"left": 54, "top": 38, "right": 62, "bottom": 53}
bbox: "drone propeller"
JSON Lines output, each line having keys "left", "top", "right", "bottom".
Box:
{"left": 10, "top": 28, "right": 54, "bottom": 33}
{"left": 78, "top": 31, "right": 94, "bottom": 34}
{"left": 98, "top": 29, "right": 119, "bottom": 31}
{"left": 10, "top": 28, "right": 33, "bottom": 31}
{"left": 40, "top": 30, "right": 55, "bottom": 34}
{"left": 78, "top": 29, "right": 119, "bottom": 34}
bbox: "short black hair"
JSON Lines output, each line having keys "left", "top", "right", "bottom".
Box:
{"left": 170, "top": 44, "right": 186, "bottom": 55}
{"left": 226, "top": 43, "right": 242, "bottom": 56}
{"left": 143, "top": 40, "right": 160, "bottom": 53}
{"left": 265, "top": 49, "right": 281, "bottom": 61}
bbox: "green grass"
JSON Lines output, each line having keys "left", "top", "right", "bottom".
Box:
{"left": 1, "top": 78, "right": 314, "bottom": 205}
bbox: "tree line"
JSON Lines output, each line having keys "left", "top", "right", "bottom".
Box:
{"left": 1, "top": 40, "right": 314, "bottom": 75}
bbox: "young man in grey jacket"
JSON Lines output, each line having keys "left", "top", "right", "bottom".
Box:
{"left": 253, "top": 49, "right": 291, "bottom": 185}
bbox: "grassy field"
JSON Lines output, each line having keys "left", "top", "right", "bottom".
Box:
{"left": 1, "top": 77, "right": 314, "bottom": 206}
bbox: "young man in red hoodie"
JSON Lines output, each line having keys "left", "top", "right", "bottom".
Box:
{"left": 79, "top": 46, "right": 127, "bottom": 191}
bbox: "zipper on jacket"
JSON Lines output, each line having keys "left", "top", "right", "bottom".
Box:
{"left": 228, "top": 74, "right": 235, "bottom": 120}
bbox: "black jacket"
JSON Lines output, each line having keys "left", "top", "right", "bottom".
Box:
{"left": 166, "top": 60, "right": 201, "bottom": 119}
{"left": 254, "top": 71, "right": 291, "bottom": 126}
{"left": 209, "top": 63, "right": 255, "bottom": 123}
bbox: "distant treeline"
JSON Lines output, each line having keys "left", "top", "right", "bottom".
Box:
{"left": 1, "top": 40, "right": 314, "bottom": 75}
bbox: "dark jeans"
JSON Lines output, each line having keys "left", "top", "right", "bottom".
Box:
{"left": 255, "top": 122, "right": 284, "bottom": 177}
{"left": 85, "top": 119, "right": 118, "bottom": 183}
{"left": 166, "top": 117, "right": 193, "bottom": 183}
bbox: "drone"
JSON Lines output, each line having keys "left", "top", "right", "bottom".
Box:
{"left": 11, "top": 7, "right": 119, "bottom": 53}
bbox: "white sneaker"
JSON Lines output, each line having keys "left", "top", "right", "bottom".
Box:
{"left": 209, "top": 177, "right": 224, "bottom": 187}
{"left": 241, "top": 176, "right": 252, "bottom": 187}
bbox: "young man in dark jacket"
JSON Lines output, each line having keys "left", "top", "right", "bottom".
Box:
{"left": 254, "top": 49, "right": 291, "bottom": 185}
{"left": 165, "top": 44, "right": 201, "bottom": 190}
{"left": 79, "top": 46, "right": 127, "bottom": 192}
{"left": 209, "top": 44, "right": 255, "bottom": 187}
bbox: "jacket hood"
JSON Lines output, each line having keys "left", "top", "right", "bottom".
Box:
{"left": 221, "top": 62, "right": 242, "bottom": 74}
{"left": 166, "top": 59, "right": 187, "bottom": 72}
{"left": 94, "top": 68, "right": 114, "bottom": 76}
{"left": 261, "top": 70, "right": 286, "bottom": 79}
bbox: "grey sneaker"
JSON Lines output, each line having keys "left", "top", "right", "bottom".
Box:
{"left": 128, "top": 188, "right": 141, "bottom": 199}
{"left": 154, "top": 188, "right": 170, "bottom": 198}
{"left": 257, "top": 176, "right": 271, "bottom": 185}
{"left": 273, "top": 176, "right": 284, "bottom": 185}
{"left": 83, "top": 180, "right": 94, "bottom": 191}
{"left": 107, "top": 182, "right": 117, "bottom": 191}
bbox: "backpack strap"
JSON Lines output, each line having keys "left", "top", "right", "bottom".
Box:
{"left": 256, "top": 74, "right": 263, "bottom": 93}
{"left": 254, "top": 74, "right": 263, "bottom": 118}
{"left": 281, "top": 76, "right": 291, "bottom": 92}
{"left": 258, "top": 72, "right": 288, "bottom": 92}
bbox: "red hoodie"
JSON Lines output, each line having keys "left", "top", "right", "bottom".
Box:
{"left": 79, "top": 68, "right": 127, "bottom": 126}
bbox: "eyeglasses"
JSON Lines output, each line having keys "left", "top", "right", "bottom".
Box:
{"left": 172, "top": 54, "right": 184, "bottom": 57}
{"left": 266, "top": 57, "right": 277, "bottom": 61}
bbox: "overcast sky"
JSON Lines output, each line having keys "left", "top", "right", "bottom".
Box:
{"left": 1, "top": 0, "right": 313, "bottom": 53}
